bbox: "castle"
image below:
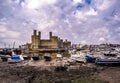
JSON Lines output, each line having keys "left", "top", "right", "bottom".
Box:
{"left": 24, "top": 30, "right": 71, "bottom": 50}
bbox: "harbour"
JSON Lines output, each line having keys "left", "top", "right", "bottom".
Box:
{"left": 0, "top": 0, "right": 120, "bottom": 82}
{"left": 0, "top": 40, "right": 120, "bottom": 83}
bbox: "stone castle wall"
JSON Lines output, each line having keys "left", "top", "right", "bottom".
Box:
{"left": 30, "top": 30, "right": 71, "bottom": 49}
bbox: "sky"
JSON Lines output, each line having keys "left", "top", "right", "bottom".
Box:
{"left": 0, "top": 0, "right": 120, "bottom": 48}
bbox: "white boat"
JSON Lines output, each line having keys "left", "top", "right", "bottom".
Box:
{"left": 70, "top": 54, "right": 86, "bottom": 63}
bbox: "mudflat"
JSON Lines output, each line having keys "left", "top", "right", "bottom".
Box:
{"left": 0, "top": 62, "right": 119, "bottom": 83}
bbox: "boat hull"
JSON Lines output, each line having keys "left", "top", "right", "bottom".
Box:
{"left": 85, "top": 56, "right": 96, "bottom": 63}
{"left": 44, "top": 56, "right": 51, "bottom": 61}
{"left": 96, "top": 59, "right": 120, "bottom": 66}
{"left": 32, "top": 56, "right": 40, "bottom": 61}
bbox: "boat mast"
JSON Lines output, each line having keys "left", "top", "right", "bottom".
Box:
{"left": 13, "top": 41, "right": 15, "bottom": 49}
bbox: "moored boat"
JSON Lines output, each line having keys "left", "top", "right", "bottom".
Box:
{"left": 85, "top": 55, "right": 96, "bottom": 63}
{"left": 44, "top": 53, "right": 51, "bottom": 61}
{"left": 0, "top": 55, "right": 11, "bottom": 62}
{"left": 104, "top": 51, "right": 117, "bottom": 56}
{"left": 70, "top": 54, "right": 86, "bottom": 63}
{"left": 8, "top": 55, "right": 24, "bottom": 63}
{"left": 32, "top": 56, "right": 40, "bottom": 61}
{"left": 23, "top": 55, "right": 31, "bottom": 60}
{"left": 104, "top": 53, "right": 117, "bottom": 56}
{"left": 95, "top": 58, "right": 120, "bottom": 66}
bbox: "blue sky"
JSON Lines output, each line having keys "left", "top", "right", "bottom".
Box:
{"left": 0, "top": 0, "right": 120, "bottom": 47}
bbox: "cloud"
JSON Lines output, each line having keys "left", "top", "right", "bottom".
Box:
{"left": 0, "top": 25, "right": 20, "bottom": 39}
{"left": 0, "top": 0, "right": 120, "bottom": 47}
{"left": 73, "top": 0, "right": 83, "bottom": 4}
{"left": 37, "top": 20, "right": 55, "bottom": 30}
{"left": 97, "top": 0, "right": 116, "bottom": 10}
{"left": 5, "top": 31, "right": 20, "bottom": 38}
{"left": 0, "top": 26, "right": 7, "bottom": 32}
{"left": 98, "top": 37, "right": 105, "bottom": 43}
{"left": 81, "top": 40, "right": 87, "bottom": 45}
{"left": 26, "top": 0, "right": 57, "bottom": 9}
{"left": 116, "top": 27, "right": 120, "bottom": 32}
{"left": 85, "top": 8, "right": 97, "bottom": 16}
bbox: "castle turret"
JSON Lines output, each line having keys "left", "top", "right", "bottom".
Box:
{"left": 38, "top": 31, "right": 41, "bottom": 45}
{"left": 31, "top": 30, "right": 40, "bottom": 49}
{"left": 49, "top": 32, "right": 52, "bottom": 38}
{"left": 33, "top": 30, "right": 37, "bottom": 36}
{"left": 38, "top": 31, "right": 41, "bottom": 37}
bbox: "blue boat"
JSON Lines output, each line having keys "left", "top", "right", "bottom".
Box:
{"left": 85, "top": 55, "right": 96, "bottom": 63}
{"left": 11, "top": 55, "right": 21, "bottom": 61}
{"left": 96, "top": 59, "right": 120, "bottom": 66}
{"left": 8, "top": 55, "right": 24, "bottom": 63}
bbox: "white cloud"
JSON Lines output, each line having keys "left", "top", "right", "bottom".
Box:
{"left": 75, "top": 8, "right": 98, "bottom": 22}
{"left": 85, "top": 8, "right": 98, "bottom": 16}
{"left": 0, "top": 23, "right": 20, "bottom": 39}
{"left": 64, "top": 19, "right": 72, "bottom": 28}
{"left": 115, "top": 27, "right": 120, "bottom": 32}
{"left": 94, "top": 27, "right": 109, "bottom": 35}
{"left": 26, "top": 0, "right": 57, "bottom": 9}
{"left": 37, "top": 20, "right": 54, "bottom": 30}
{"left": 0, "top": 25, "right": 7, "bottom": 32}
{"left": 0, "top": 30, "right": 20, "bottom": 39}
{"left": 73, "top": 0, "right": 83, "bottom": 4}
{"left": 52, "top": 29, "right": 58, "bottom": 34}
{"left": 114, "top": 14, "right": 120, "bottom": 21}
{"left": 98, "top": 37, "right": 105, "bottom": 43}
{"left": 5, "top": 31, "right": 20, "bottom": 38}
{"left": 75, "top": 10, "right": 87, "bottom": 21}
{"left": 97, "top": 0, "right": 115, "bottom": 10}
{"left": 72, "top": 33, "right": 78, "bottom": 39}
{"left": 81, "top": 40, "right": 87, "bottom": 45}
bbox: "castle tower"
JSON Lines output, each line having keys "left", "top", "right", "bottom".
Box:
{"left": 38, "top": 31, "right": 41, "bottom": 45}
{"left": 38, "top": 31, "right": 41, "bottom": 37}
{"left": 31, "top": 30, "right": 40, "bottom": 49}
{"left": 31, "top": 30, "right": 36, "bottom": 48}
{"left": 49, "top": 32, "right": 52, "bottom": 39}
{"left": 34, "top": 30, "right": 37, "bottom": 36}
